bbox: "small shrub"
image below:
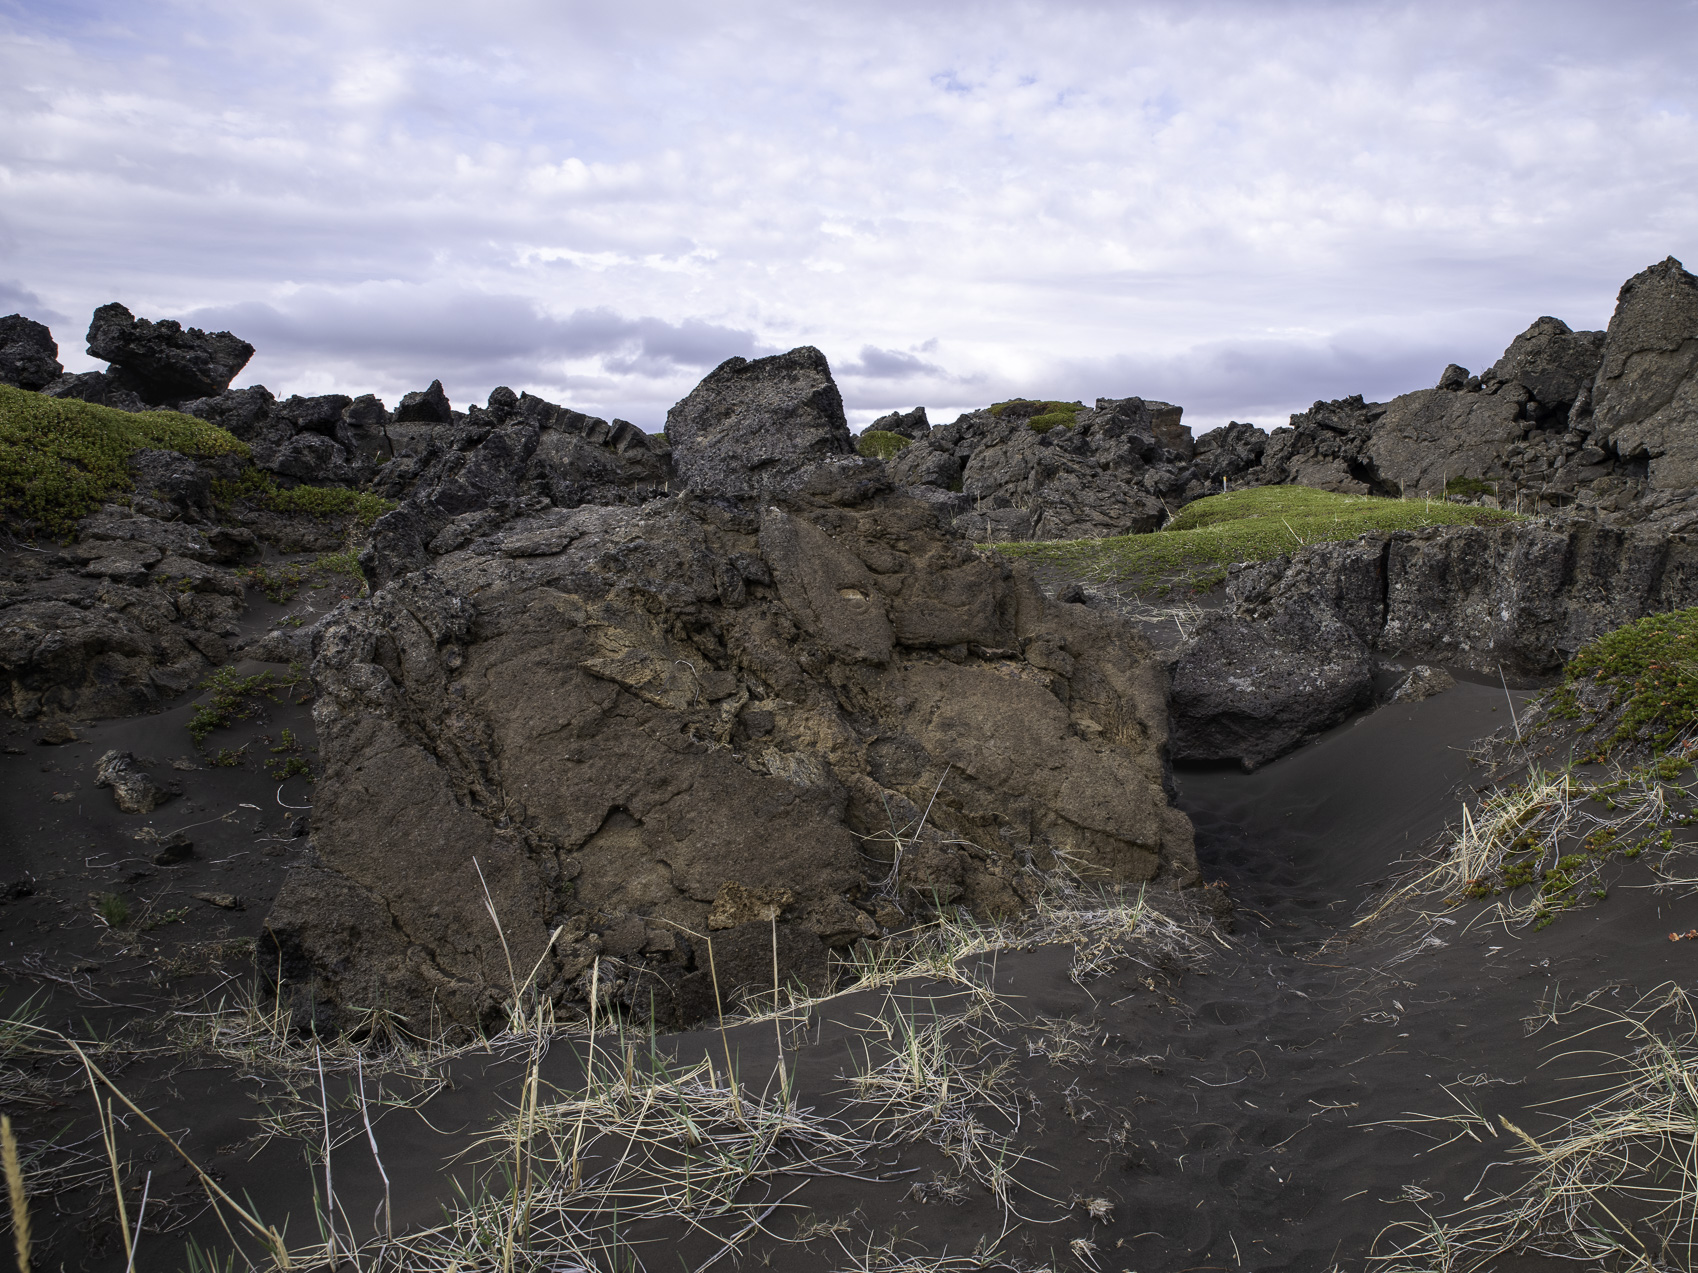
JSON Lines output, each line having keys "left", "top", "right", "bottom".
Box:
{"left": 93, "top": 892, "right": 130, "bottom": 928}
{"left": 1027, "top": 409, "right": 1077, "bottom": 434}
{"left": 1444, "top": 475, "right": 1498, "bottom": 498}
{"left": 187, "top": 667, "right": 305, "bottom": 745}
{"left": 857, "top": 429, "right": 913, "bottom": 461}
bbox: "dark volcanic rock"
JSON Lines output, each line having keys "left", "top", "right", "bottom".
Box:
{"left": 871, "top": 406, "right": 930, "bottom": 439}
{"left": 84, "top": 303, "right": 254, "bottom": 407}
{"left": 0, "top": 315, "right": 63, "bottom": 390}
{"left": 40, "top": 370, "right": 149, "bottom": 414}
{"left": 94, "top": 749, "right": 176, "bottom": 813}
{"left": 1169, "top": 519, "right": 1698, "bottom": 767}
{"left": 394, "top": 378, "right": 454, "bottom": 424}
{"left": 267, "top": 470, "right": 1195, "bottom": 1031}
{"left": 1588, "top": 256, "right": 1698, "bottom": 491}
{"left": 893, "top": 396, "right": 1207, "bottom": 542}
{"left": 665, "top": 347, "right": 854, "bottom": 494}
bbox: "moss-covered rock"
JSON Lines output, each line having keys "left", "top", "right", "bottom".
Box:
{"left": 856, "top": 428, "right": 914, "bottom": 461}
{"left": 0, "top": 384, "right": 248, "bottom": 534}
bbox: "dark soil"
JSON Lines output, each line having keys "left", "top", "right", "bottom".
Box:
{"left": 7, "top": 652, "right": 1698, "bottom": 1271}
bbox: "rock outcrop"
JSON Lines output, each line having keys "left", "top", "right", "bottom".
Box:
{"left": 871, "top": 406, "right": 930, "bottom": 439}
{"left": 80, "top": 303, "right": 255, "bottom": 408}
{"left": 1, "top": 510, "right": 253, "bottom": 719}
{"left": 666, "top": 347, "right": 854, "bottom": 495}
{"left": 1169, "top": 519, "right": 1698, "bottom": 768}
{"left": 267, "top": 351, "right": 1195, "bottom": 1032}
{"left": 0, "top": 315, "right": 63, "bottom": 391}
{"left": 890, "top": 396, "right": 1223, "bottom": 542}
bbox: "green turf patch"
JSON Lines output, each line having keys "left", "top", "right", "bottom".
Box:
{"left": 857, "top": 429, "right": 913, "bottom": 461}
{"left": 1550, "top": 608, "right": 1698, "bottom": 759}
{"left": 211, "top": 465, "right": 396, "bottom": 526}
{"left": 243, "top": 550, "right": 367, "bottom": 603}
{"left": 989, "top": 399, "right": 1082, "bottom": 434}
{"left": 0, "top": 384, "right": 249, "bottom": 535}
{"left": 990, "top": 485, "right": 1522, "bottom": 593}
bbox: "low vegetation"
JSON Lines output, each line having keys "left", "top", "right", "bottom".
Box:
{"left": 1550, "top": 606, "right": 1698, "bottom": 759}
{"left": 992, "top": 485, "right": 1523, "bottom": 593}
{"left": 0, "top": 384, "right": 248, "bottom": 535}
{"left": 187, "top": 665, "right": 309, "bottom": 746}
{"left": 243, "top": 550, "right": 367, "bottom": 602}
{"left": 855, "top": 428, "right": 912, "bottom": 461}
{"left": 989, "top": 398, "right": 1081, "bottom": 433}
{"left": 213, "top": 464, "right": 395, "bottom": 525}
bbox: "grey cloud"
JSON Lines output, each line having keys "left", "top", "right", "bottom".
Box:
{"left": 836, "top": 344, "right": 947, "bottom": 381}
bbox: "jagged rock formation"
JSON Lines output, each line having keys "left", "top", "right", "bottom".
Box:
{"left": 1169, "top": 519, "right": 1698, "bottom": 768}
{"left": 870, "top": 406, "right": 930, "bottom": 439}
{"left": 890, "top": 396, "right": 1222, "bottom": 542}
{"left": 666, "top": 347, "right": 854, "bottom": 494}
{"left": 41, "top": 303, "right": 254, "bottom": 411}
{"left": 268, "top": 353, "right": 1195, "bottom": 1031}
{"left": 1211, "top": 257, "right": 1698, "bottom": 528}
{"left": 180, "top": 386, "right": 390, "bottom": 488}
{"left": 1, "top": 510, "right": 254, "bottom": 719}
{"left": 0, "top": 315, "right": 63, "bottom": 391}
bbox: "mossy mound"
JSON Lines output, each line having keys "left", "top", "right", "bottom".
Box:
{"left": 1444, "top": 475, "right": 1498, "bottom": 497}
{"left": 856, "top": 429, "right": 914, "bottom": 461}
{"left": 992, "top": 484, "right": 1521, "bottom": 593}
{"left": 210, "top": 464, "right": 395, "bottom": 526}
{"left": 1550, "top": 608, "right": 1698, "bottom": 759}
{"left": 0, "top": 384, "right": 248, "bottom": 534}
{"left": 988, "top": 398, "right": 1082, "bottom": 434}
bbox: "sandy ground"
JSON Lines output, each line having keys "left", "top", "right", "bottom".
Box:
{"left": 6, "top": 591, "right": 1698, "bottom": 1270}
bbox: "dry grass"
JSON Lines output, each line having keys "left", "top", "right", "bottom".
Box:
{"left": 1373, "top": 982, "right": 1698, "bottom": 1271}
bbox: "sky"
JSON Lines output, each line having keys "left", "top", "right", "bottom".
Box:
{"left": 3, "top": 1, "right": 1697, "bottom": 436}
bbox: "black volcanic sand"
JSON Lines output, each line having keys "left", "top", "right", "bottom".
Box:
{"left": 8, "top": 667, "right": 1698, "bottom": 1271}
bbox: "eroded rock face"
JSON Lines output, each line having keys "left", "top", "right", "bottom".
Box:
{"left": 1169, "top": 520, "right": 1698, "bottom": 767}
{"left": 267, "top": 466, "right": 1195, "bottom": 1031}
{"left": 871, "top": 406, "right": 930, "bottom": 439}
{"left": 666, "top": 347, "right": 854, "bottom": 494}
{"left": 1589, "top": 257, "right": 1698, "bottom": 491}
{"left": 0, "top": 315, "right": 63, "bottom": 391}
{"left": 84, "top": 303, "right": 254, "bottom": 407}
{"left": 1, "top": 511, "right": 251, "bottom": 719}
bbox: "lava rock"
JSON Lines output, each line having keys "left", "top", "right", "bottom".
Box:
{"left": 870, "top": 406, "right": 931, "bottom": 439}
{"left": 94, "top": 750, "right": 177, "bottom": 813}
{"left": 394, "top": 378, "right": 454, "bottom": 424}
{"left": 151, "top": 832, "right": 195, "bottom": 865}
{"left": 0, "top": 314, "right": 64, "bottom": 390}
{"left": 665, "top": 347, "right": 855, "bottom": 494}
{"left": 1387, "top": 664, "right": 1456, "bottom": 703}
{"left": 1589, "top": 256, "right": 1698, "bottom": 490}
{"left": 84, "top": 303, "right": 254, "bottom": 407}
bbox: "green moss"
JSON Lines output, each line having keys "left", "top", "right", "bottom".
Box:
{"left": 1444, "top": 475, "right": 1498, "bottom": 497}
{"left": 990, "top": 485, "right": 1522, "bottom": 594}
{"left": 266, "top": 484, "right": 395, "bottom": 526}
{"left": 1549, "top": 608, "right": 1698, "bottom": 758}
{"left": 1027, "top": 411, "right": 1076, "bottom": 434}
{"left": 0, "top": 384, "right": 249, "bottom": 535}
{"left": 857, "top": 429, "right": 914, "bottom": 461}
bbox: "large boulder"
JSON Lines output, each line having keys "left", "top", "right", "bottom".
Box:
{"left": 1588, "top": 256, "right": 1698, "bottom": 491}
{"left": 665, "top": 347, "right": 854, "bottom": 494}
{"left": 0, "top": 315, "right": 63, "bottom": 391}
{"left": 266, "top": 468, "right": 1196, "bottom": 1032}
{"left": 394, "top": 379, "right": 454, "bottom": 424}
{"left": 84, "top": 303, "right": 254, "bottom": 407}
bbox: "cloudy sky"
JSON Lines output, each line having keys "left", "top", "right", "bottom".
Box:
{"left": 3, "top": 0, "right": 1697, "bottom": 435}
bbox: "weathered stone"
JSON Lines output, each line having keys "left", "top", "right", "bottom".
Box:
{"left": 1589, "top": 256, "right": 1698, "bottom": 490}
{"left": 871, "top": 406, "right": 930, "bottom": 439}
{"left": 85, "top": 303, "right": 253, "bottom": 406}
{"left": 94, "top": 749, "right": 176, "bottom": 813}
{"left": 1387, "top": 665, "right": 1455, "bottom": 704}
{"left": 268, "top": 472, "right": 1194, "bottom": 1032}
{"left": 394, "top": 378, "right": 454, "bottom": 424}
{"left": 665, "top": 347, "right": 854, "bottom": 495}
{"left": 0, "top": 315, "right": 63, "bottom": 390}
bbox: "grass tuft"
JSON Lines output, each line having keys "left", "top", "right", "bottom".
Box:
{"left": 992, "top": 485, "right": 1522, "bottom": 593}
{"left": 1550, "top": 607, "right": 1698, "bottom": 758}
{"left": 0, "top": 385, "right": 248, "bottom": 535}
{"left": 856, "top": 429, "right": 913, "bottom": 461}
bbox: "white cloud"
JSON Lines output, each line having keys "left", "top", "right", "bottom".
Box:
{"left": 1, "top": 0, "right": 1696, "bottom": 431}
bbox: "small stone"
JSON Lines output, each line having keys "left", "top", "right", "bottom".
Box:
{"left": 93, "top": 750, "right": 177, "bottom": 814}
{"left": 193, "top": 892, "right": 243, "bottom": 910}
{"left": 36, "top": 722, "right": 79, "bottom": 745}
{"left": 152, "top": 833, "right": 195, "bottom": 866}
